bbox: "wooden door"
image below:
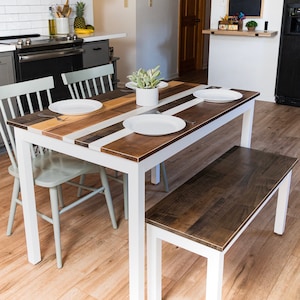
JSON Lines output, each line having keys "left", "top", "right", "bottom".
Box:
{"left": 179, "top": 0, "right": 206, "bottom": 74}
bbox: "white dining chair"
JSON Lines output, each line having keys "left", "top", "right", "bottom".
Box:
{"left": 0, "top": 76, "right": 117, "bottom": 268}
{"left": 61, "top": 63, "right": 114, "bottom": 99}
{"left": 61, "top": 64, "right": 169, "bottom": 220}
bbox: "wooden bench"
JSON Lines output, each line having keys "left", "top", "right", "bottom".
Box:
{"left": 146, "top": 146, "right": 298, "bottom": 300}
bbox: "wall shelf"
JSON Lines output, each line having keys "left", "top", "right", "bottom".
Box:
{"left": 202, "top": 29, "right": 278, "bottom": 37}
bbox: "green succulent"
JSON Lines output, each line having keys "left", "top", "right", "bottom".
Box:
{"left": 127, "top": 65, "right": 163, "bottom": 89}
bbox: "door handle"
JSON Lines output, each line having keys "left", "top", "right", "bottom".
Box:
{"left": 18, "top": 48, "right": 84, "bottom": 63}
{"left": 195, "top": 18, "right": 201, "bottom": 23}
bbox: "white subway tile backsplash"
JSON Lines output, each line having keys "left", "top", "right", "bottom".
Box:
{"left": 0, "top": 14, "right": 19, "bottom": 22}
{"left": 0, "top": 0, "right": 17, "bottom": 4}
{"left": 6, "top": 6, "right": 31, "bottom": 14}
{"left": 17, "top": 0, "right": 41, "bottom": 5}
{"left": 0, "top": 0, "right": 93, "bottom": 37}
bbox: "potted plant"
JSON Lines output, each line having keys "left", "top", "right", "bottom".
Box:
{"left": 246, "top": 20, "right": 258, "bottom": 31}
{"left": 127, "top": 65, "right": 163, "bottom": 106}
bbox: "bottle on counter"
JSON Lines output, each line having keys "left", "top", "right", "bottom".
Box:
{"left": 48, "top": 6, "right": 56, "bottom": 35}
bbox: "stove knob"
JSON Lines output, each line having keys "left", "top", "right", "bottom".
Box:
{"left": 73, "top": 34, "right": 78, "bottom": 40}
{"left": 25, "top": 38, "right": 31, "bottom": 45}
{"left": 66, "top": 34, "right": 71, "bottom": 40}
{"left": 17, "top": 39, "right": 24, "bottom": 45}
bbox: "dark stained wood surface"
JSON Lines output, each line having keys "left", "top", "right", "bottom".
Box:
{"left": 7, "top": 81, "right": 196, "bottom": 138}
{"left": 146, "top": 146, "right": 298, "bottom": 251}
{"left": 7, "top": 82, "right": 259, "bottom": 162}
{"left": 101, "top": 90, "right": 259, "bottom": 161}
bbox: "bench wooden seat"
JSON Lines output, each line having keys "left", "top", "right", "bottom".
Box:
{"left": 146, "top": 146, "right": 298, "bottom": 300}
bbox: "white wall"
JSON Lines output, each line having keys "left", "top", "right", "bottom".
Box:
{"left": 136, "top": 0, "right": 179, "bottom": 80}
{"left": 94, "top": 0, "right": 179, "bottom": 85}
{"left": 0, "top": 0, "right": 93, "bottom": 36}
{"left": 208, "top": 0, "right": 284, "bottom": 101}
{"left": 93, "top": 0, "right": 136, "bottom": 86}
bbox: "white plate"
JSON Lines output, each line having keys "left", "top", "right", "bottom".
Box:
{"left": 193, "top": 89, "right": 243, "bottom": 103}
{"left": 48, "top": 99, "right": 103, "bottom": 115}
{"left": 125, "top": 81, "right": 168, "bottom": 90}
{"left": 123, "top": 114, "right": 186, "bottom": 136}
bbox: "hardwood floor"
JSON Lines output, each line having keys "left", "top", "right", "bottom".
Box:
{"left": 1, "top": 75, "right": 300, "bottom": 299}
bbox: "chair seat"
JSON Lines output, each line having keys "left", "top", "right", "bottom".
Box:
{"left": 8, "top": 151, "right": 99, "bottom": 188}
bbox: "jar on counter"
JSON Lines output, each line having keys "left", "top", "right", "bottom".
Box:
{"left": 48, "top": 7, "right": 56, "bottom": 35}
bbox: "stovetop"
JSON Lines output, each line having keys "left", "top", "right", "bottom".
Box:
{"left": 0, "top": 34, "right": 83, "bottom": 50}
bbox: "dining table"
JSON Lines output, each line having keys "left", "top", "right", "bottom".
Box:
{"left": 8, "top": 80, "right": 259, "bottom": 299}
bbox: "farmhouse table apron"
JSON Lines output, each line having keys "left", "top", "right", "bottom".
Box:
{"left": 8, "top": 81, "right": 259, "bottom": 300}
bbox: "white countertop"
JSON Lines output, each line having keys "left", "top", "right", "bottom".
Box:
{"left": 80, "top": 32, "right": 127, "bottom": 42}
{"left": 0, "top": 44, "right": 16, "bottom": 52}
{"left": 0, "top": 32, "right": 126, "bottom": 52}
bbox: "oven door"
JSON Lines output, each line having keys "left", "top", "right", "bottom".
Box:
{"left": 15, "top": 47, "right": 84, "bottom": 103}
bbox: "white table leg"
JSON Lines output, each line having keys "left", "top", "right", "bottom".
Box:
{"left": 128, "top": 165, "right": 146, "bottom": 300}
{"left": 151, "top": 165, "right": 160, "bottom": 184}
{"left": 240, "top": 101, "right": 255, "bottom": 148}
{"left": 274, "top": 171, "right": 292, "bottom": 235}
{"left": 15, "top": 129, "right": 41, "bottom": 264}
{"left": 206, "top": 250, "right": 224, "bottom": 300}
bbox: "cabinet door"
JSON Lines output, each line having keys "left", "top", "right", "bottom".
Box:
{"left": 0, "top": 52, "right": 15, "bottom": 148}
{"left": 0, "top": 52, "right": 15, "bottom": 86}
{"left": 83, "top": 40, "right": 109, "bottom": 68}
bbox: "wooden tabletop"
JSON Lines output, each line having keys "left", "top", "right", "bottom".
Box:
{"left": 8, "top": 81, "right": 259, "bottom": 162}
{"left": 101, "top": 89, "right": 259, "bottom": 161}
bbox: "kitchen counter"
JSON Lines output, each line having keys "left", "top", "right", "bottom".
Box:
{"left": 78, "top": 32, "right": 126, "bottom": 42}
{"left": 0, "top": 44, "right": 16, "bottom": 52}
{"left": 0, "top": 33, "right": 126, "bottom": 52}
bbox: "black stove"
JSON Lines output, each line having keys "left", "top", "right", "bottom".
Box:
{"left": 0, "top": 34, "right": 85, "bottom": 103}
{"left": 0, "top": 33, "right": 83, "bottom": 52}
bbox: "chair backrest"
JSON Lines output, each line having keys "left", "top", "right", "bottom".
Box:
{"left": 61, "top": 63, "right": 114, "bottom": 99}
{"left": 0, "top": 76, "right": 55, "bottom": 169}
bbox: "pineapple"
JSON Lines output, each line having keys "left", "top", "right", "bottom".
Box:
{"left": 74, "top": 2, "right": 86, "bottom": 29}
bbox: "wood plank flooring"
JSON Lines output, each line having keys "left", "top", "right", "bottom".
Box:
{"left": 1, "top": 74, "right": 300, "bottom": 299}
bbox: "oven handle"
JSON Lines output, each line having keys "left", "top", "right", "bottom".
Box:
{"left": 18, "top": 48, "right": 84, "bottom": 63}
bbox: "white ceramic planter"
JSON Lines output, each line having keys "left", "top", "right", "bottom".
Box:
{"left": 55, "top": 18, "right": 70, "bottom": 35}
{"left": 136, "top": 87, "right": 159, "bottom": 106}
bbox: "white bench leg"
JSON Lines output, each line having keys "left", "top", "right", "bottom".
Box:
{"left": 147, "top": 224, "right": 225, "bottom": 300}
{"left": 147, "top": 224, "right": 162, "bottom": 300}
{"left": 274, "top": 170, "right": 292, "bottom": 235}
{"left": 206, "top": 250, "right": 224, "bottom": 300}
{"left": 240, "top": 100, "right": 254, "bottom": 148}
